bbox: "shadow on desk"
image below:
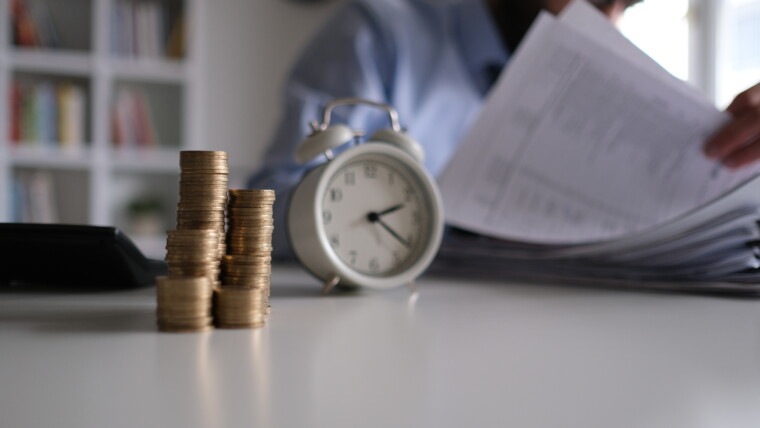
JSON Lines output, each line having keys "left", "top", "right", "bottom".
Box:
{"left": 0, "top": 280, "right": 158, "bottom": 333}
{"left": 0, "top": 304, "right": 156, "bottom": 334}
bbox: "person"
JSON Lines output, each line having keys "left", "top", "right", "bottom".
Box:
{"left": 249, "top": 0, "right": 760, "bottom": 257}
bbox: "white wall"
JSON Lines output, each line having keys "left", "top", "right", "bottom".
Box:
{"left": 200, "top": 0, "right": 344, "bottom": 178}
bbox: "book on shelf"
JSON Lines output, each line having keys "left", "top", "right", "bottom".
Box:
{"left": 9, "top": 79, "right": 85, "bottom": 149}
{"left": 11, "top": 0, "right": 60, "bottom": 49}
{"left": 12, "top": 170, "right": 58, "bottom": 223}
{"left": 111, "top": 0, "right": 185, "bottom": 59}
{"left": 111, "top": 88, "right": 157, "bottom": 148}
{"left": 58, "top": 84, "right": 85, "bottom": 148}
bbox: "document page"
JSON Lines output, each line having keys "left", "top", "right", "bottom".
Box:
{"left": 559, "top": 1, "right": 708, "bottom": 107}
{"left": 439, "top": 11, "right": 760, "bottom": 244}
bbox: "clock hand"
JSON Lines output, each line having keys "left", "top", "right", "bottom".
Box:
{"left": 368, "top": 211, "right": 411, "bottom": 248}
{"left": 376, "top": 203, "right": 404, "bottom": 217}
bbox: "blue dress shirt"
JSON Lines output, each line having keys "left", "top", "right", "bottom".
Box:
{"left": 248, "top": 0, "right": 509, "bottom": 256}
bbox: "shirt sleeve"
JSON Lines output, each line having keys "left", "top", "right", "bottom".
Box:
{"left": 247, "top": 1, "right": 395, "bottom": 258}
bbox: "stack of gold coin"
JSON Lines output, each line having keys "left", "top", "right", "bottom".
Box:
{"left": 214, "top": 286, "right": 269, "bottom": 328}
{"left": 177, "top": 151, "right": 229, "bottom": 258}
{"left": 165, "top": 229, "right": 222, "bottom": 282}
{"left": 156, "top": 276, "right": 214, "bottom": 332}
{"left": 156, "top": 150, "right": 229, "bottom": 333}
{"left": 216, "top": 189, "right": 275, "bottom": 329}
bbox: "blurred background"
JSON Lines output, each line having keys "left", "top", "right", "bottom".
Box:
{"left": 0, "top": 0, "right": 757, "bottom": 258}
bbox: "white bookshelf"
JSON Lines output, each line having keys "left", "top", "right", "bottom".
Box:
{"left": 0, "top": 0, "right": 204, "bottom": 258}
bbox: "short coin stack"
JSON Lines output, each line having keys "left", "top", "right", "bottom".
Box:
{"left": 216, "top": 189, "right": 275, "bottom": 329}
{"left": 157, "top": 150, "right": 228, "bottom": 333}
{"left": 156, "top": 276, "right": 214, "bottom": 333}
{"left": 177, "top": 151, "right": 229, "bottom": 258}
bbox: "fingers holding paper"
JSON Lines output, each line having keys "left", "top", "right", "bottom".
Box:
{"left": 704, "top": 82, "right": 760, "bottom": 169}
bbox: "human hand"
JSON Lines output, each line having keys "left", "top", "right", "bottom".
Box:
{"left": 704, "top": 82, "right": 760, "bottom": 169}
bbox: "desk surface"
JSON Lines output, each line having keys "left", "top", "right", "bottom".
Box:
{"left": 1, "top": 265, "right": 760, "bottom": 428}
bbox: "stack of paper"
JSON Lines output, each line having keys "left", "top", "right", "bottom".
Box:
{"left": 437, "top": 1, "right": 760, "bottom": 293}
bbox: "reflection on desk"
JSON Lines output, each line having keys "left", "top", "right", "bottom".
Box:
{"left": 1, "top": 264, "right": 760, "bottom": 428}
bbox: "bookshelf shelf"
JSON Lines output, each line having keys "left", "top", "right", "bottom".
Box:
{"left": 9, "top": 49, "right": 93, "bottom": 76}
{"left": 110, "top": 147, "right": 180, "bottom": 173}
{"left": 110, "top": 58, "right": 186, "bottom": 83}
{"left": 8, "top": 145, "right": 92, "bottom": 169}
{"left": 1, "top": 0, "right": 203, "bottom": 258}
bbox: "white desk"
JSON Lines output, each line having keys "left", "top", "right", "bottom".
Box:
{"left": 2, "top": 265, "right": 760, "bottom": 428}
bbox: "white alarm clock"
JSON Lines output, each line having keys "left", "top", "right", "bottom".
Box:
{"left": 287, "top": 98, "right": 444, "bottom": 292}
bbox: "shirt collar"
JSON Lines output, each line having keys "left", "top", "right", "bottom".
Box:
{"left": 455, "top": 0, "right": 510, "bottom": 94}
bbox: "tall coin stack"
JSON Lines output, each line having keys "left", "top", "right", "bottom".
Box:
{"left": 177, "top": 151, "right": 229, "bottom": 258}
{"left": 216, "top": 189, "right": 275, "bottom": 329}
{"left": 157, "top": 150, "right": 229, "bottom": 333}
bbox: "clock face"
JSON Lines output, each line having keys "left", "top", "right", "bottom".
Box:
{"left": 320, "top": 153, "right": 432, "bottom": 277}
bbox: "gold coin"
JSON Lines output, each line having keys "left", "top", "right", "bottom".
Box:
{"left": 166, "top": 242, "right": 220, "bottom": 250}
{"left": 180, "top": 176, "right": 229, "bottom": 184}
{"left": 225, "top": 243, "right": 273, "bottom": 251}
{"left": 179, "top": 193, "right": 229, "bottom": 200}
{"left": 226, "top": 226, "right": 274, "bottom": 233}
{"left": 176, "top": 209, "right": 226, "bottom": 217}
{"left": 226, "top": 210, "right": 273, "bottom": 216}
{"left": 180, "top": 167, "right": 229, "bottom": 174}
{"left": 228, "top": 189, "right": 274, "bottom": 197}
{"left": 222, "top": 268, "right": 270, "bottom": 276}
{"left": 180, "top": 155, "right": 228, "bottom": 163}
{"left": 180, "top": 150, "right": 227, "bottom": 157}
{"left": 176, "top": 221, "right": 225, "bottom": 229}
{"left": 166, "top": 232, "right": 220, "bottom": 240}
{"left": 166, "top": 255, "right": 221, "bottom": 264}
{"left": 220, "top": 277, "right": 270, "bottom": 287}
{"left": 226, "top": 248, "right": 273, "bottom": 256}
{"left": 223, "top": 254, "right": 272, "bottom": 264}
{"left": 180, "top": 183, "right": 230, "bottom": 189}
{"left": 226, "top": 227, "right": 275, "bottom": 234}
{"left": 226, "top": 211, "right": 273, "bottom": 218}
{"left": 167, "top": 269, "right": 219, "bottom": 278}
{"left": 166, "top": 259, "right": 219, "bottom": 266}
{"left": 226, "top": 217, "right": 274, "bottom": 224}
{"left": 177, "top": 201, "right": 227, "bottom": 207}
{"left": 223, "top": 263, "right": 272, "bottom": 272}
{"left": 167, "top": 229, "right": 220, "bottom": 237}
{"left": 180, "top": 161, "right": 228, "bottom": 168}
{"left": 227, "top": 206, "right": 274, "bottom": 212}
{"left": 222, "top": 260, "right": 272, "bottom": 272}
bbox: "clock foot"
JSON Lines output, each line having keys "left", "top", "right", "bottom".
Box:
{"left": 322, "top": 275, "right": 340, "bottom": 295}
{"left": 407, "top": 280, "right": 417, "bottom": 294}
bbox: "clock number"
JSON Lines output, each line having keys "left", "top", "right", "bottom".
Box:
{"left": 388, "top": 172, "right": 395, "bottom": 185}
{"left": 348, "top": 250, "right": 357, "bottom": 265}
{"left": 364, "top": 164, "right": 377, "bottom": 179}
{"left": 406, "top": 233, "right": 414, "bottom": 248}
{"left": 412, "top": 211, "right": 421, "bottom": 225}
{"left": 404, "top": 187, "right": 414, "bottom": 202}
{"left": 344, "top": 171, "right": 356, "bottom": 186}
{"left": 330, "top": 188, "right": 343, "bottom": 202}
{"left": 330, "top": 234, "right": 340, "bottom": 248}
{"left": 323, "top": 210, "right": 332, "bottom": 225}
{"left": 369, "top": 257, "right": 380, "bottom": 272}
